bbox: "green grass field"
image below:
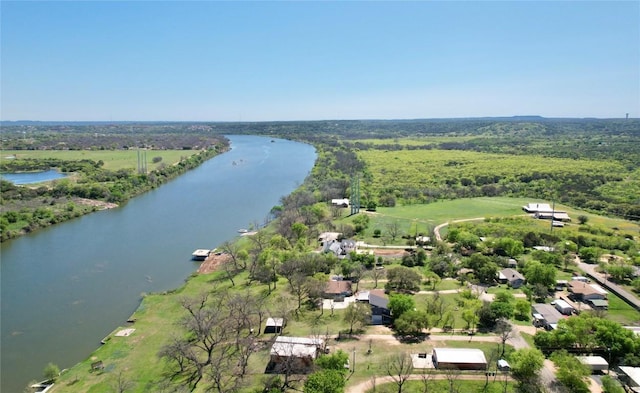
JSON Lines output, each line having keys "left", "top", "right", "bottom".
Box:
{"left": 2, "top": 150, "right": 197, "bottom": 171}
{"left": 341, "top": 197, "right": 639, "bottom": 246}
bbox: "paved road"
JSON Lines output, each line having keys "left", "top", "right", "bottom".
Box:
{"left": 578, "top": 260, "right": 640, "bottom": 311}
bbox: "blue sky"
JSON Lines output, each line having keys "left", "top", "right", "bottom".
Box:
{"left": 1, "top": 1, "right": 638, "bottom": 121}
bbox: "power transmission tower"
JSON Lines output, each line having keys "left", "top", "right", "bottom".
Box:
{"left": 350, "top": 175, "right": 360, "bottom": 215}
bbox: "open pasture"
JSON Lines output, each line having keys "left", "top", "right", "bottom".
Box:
{"left": 2, "top": 149, "right": 196, "bottom": 171}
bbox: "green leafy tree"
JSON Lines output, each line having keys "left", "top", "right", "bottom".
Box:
{"left": 388, "top": 293, "right": 415, "bottom": 319}
{"left": 509, "top": 348, "right": 544, "bottom": 386}
{"left": 523, "top": 261, "right": 556, "bottom": 288}
{"left": 385, "top": 266, "right": 422, "bottom": 293}
{"left": 394, "top": 310, "right": 430, "bottom": 337}
{"left": 551, "top": 350, "right": 591, "bottom": 393}
{"left": 490, "top": 300, "right": 514, "bottom": 320}
{"left": 579, "top": 246, "right": 603, "bottom": 264}
{"left": 601, "top": 375, "right": 625, "bottom": 393}
{"left": 43, "top": 362, "right": 60, "bottom": 382}
{"left": 315, "top": 350, "right": 349, "bottom": 374}
{"left": 461, "top": 308, "right": 479, "bottom": 332}
{"left": 495, "top": 237, "right": 525, "bottom": 258}
{"left": 303, "top": 369, "right": 345, "bottom": 393}
{"left": 514, "top": 299, "right": 531, "bottom": 321}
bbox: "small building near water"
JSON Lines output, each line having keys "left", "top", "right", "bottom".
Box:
{"left": 191, "top": 249, "right": 210, "bottom": 261}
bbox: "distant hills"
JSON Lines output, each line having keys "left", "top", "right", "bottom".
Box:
{"left": 3, "top": 115, "right": 635, "bottom": 127}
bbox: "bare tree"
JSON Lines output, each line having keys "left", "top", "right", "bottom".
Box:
{"left": 495, "top": 319, "right": 513, "bottom": 358}
{"left": 306, "top": 275, "right": 327, "bottom": 315}
{"left": 386, "top": 221, "right": 401, "bottom": 242}
{"left": 369, "top": 266, "right": 386, "bottom": 289}
{"left": 158, "top": 291, "right": 259, "bottom": 392}
{"left": 222, "top": 260, "right": 237, "bottom": 286}
{"left": 483, "top": 346, "right": 500, "bottom": 391}
{"left": 385, "top": 352, "right": 414, "bottom": 393}
{"left": 220, "top": 241, "right": 246, "bottom": 270}
{"left": 111, "top": 371, "right": 135, "bottom": 393}
{"left": 248, "top": 230, "right": 270, "bottom": 253}
{"left": 420, "top": 368, "right": 435, "bottom": 393}
{"left": 443, "top": 367, "right": 461, "bottom": 393}
{"left": 343, "top": 302, "right": 372, "bottom": 335}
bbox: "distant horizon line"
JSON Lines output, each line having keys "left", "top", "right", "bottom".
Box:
{"left": 1, "top": 115, "right": 637, "bottom": 124}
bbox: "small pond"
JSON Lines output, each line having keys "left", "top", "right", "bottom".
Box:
{"left": 0, "top": 169, "right": 67, "bottom": 184}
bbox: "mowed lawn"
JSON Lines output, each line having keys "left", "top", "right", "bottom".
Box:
{"left": 2, "top": 150, "right": 197, "bottom": 171}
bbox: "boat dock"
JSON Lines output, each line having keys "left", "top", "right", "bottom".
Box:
{"left": 191, "top": 249, "right": 211, "bottom": 261}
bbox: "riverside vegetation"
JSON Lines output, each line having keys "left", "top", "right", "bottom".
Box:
{"left": 0, "top": 125, "right": 228, "bottom": 241}
{"left": 5, "top": 118, "right": 640, "bottom": 393}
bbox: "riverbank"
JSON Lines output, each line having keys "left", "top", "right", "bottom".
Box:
{"left": 3, "top": 135, "right": 318, "bottom": 393}
{"left": 1, "top": 143, "right": 229, "bottom": 243}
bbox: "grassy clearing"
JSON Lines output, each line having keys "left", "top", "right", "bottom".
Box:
{"left": 605, "top": 292, "right": 640, "bottom": 325}
{"left": 2, "top": 150, "right": 197, "bottom": 171}
{"left": 339, "top": 196, "right": 638, "bottom": 247}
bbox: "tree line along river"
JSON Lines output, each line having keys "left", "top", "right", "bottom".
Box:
{"left": 0, "top": 135, "right": 317, "bottom": 392}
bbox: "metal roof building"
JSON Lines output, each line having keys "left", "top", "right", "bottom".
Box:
{"left": 432, "top": 348, "right": 487, "bottom": 370}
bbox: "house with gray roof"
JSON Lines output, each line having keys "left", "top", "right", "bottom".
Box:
{"left": 498, "top": 268, "right": 525, "bottom": 288}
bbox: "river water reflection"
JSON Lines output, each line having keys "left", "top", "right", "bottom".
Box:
{"left": 0, "top": 135, "right": 316, "bottom": 392}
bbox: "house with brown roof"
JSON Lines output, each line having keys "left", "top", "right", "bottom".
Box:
{"left": 568, "top": 280, "right": 607, "bottom": 301}
{"left": 323, "top": 280, "right": 353, "bottom": 301}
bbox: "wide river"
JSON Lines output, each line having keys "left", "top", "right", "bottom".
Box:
{"left": 0, "top": 135, "right": 317, "bottom": 392}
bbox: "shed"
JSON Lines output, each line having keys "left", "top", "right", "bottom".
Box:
{"left": 554, "top": 299, "right": 574, "bottom": 315}
{"left": 432, "top": 348, "right": 487, "bottom": 370}
{"left": 264, "top": 317, "right": 284, "bottom": 334}
{"left": 577, "top": 356, "right": 609, "bottom": 372}
{"left": 588, "top": 299, "right": 609, "bottom": 310}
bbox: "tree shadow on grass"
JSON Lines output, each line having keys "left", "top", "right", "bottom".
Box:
{"left": 393, "top": 332, "right": 430, "bottom": 344}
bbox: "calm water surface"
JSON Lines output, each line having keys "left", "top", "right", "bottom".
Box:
{"left": 1, "top": 169, "right": 67, "bottom": 184}
{"left": 0, "top": 135, "right": 316, "bottom": 392}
